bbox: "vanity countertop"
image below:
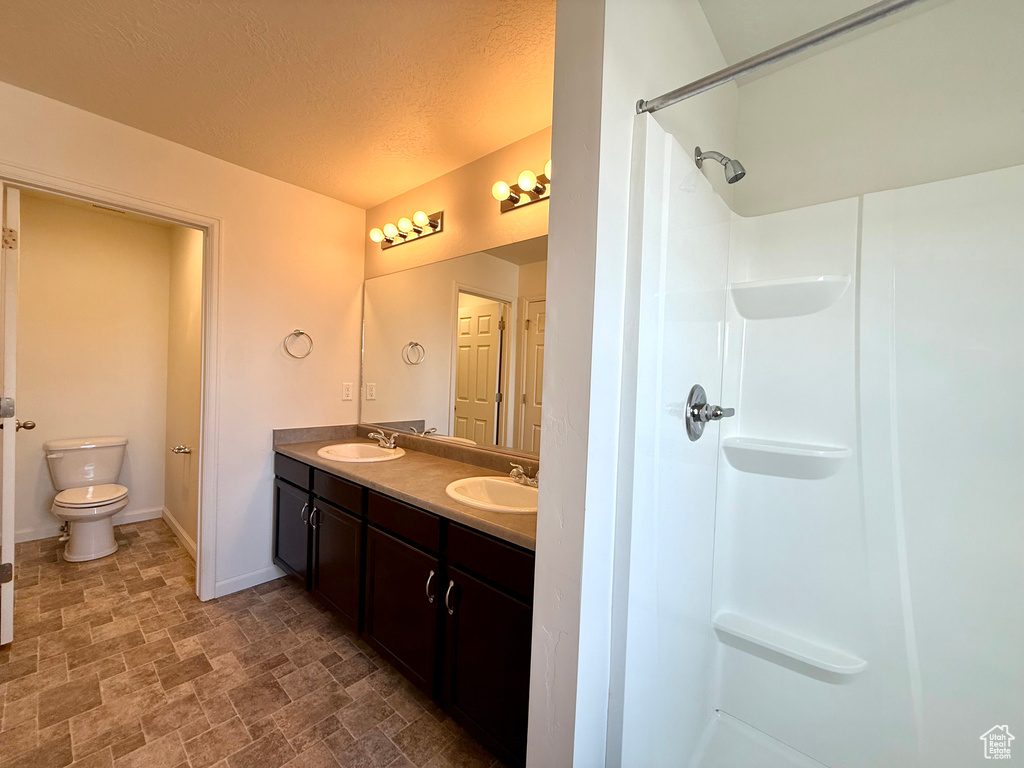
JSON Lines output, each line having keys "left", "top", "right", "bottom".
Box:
{"left": 275, "top": 439, "right": 537, "bottom": 551}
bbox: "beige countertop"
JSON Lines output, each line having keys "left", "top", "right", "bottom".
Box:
{"left": 275, "top": 439, "right": 537, "bottom": 551}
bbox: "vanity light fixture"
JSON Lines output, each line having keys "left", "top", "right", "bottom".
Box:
{"left": 369, "top": 210, "right": 444, "bottom": 250}
{"left": 492, "top": 161, "right": 551, "bottom": 213}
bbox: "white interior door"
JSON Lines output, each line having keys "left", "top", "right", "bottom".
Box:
{"left": 453, "top": 298, "right": 501, "bottom": 445}
{"left": 518, "top": 299, "right": 545, "bottom": 454}
{"left": 1, "top": 185, "right": 20, "bottom": 646}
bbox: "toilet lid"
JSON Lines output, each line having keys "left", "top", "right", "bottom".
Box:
{"left": 55, "top": 484, "right": 128, "bottom": 508}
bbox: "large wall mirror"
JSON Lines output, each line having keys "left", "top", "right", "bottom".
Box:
{"left": 362, "top": 236, "right": 546, "bottom": 457}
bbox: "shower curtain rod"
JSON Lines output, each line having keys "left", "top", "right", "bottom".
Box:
{"left": 636, "top": 0, "right": 928, "bottom": 115}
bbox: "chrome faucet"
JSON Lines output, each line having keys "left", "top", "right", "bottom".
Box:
{"left": 509, "top": 463, "right": 539, "bottom": 488}
{"left": 367, "top": 430, "right": 399, "bottom": 449}
{"left": 409, "top": 427, "right": 437, "bottom": 436}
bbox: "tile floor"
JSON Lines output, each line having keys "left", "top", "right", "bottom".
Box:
{"left": 1, "top": 519, "right": 501, "bottom": 768}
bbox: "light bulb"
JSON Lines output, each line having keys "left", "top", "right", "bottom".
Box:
{"left": 492, "top": 181, "right": 511, "bottom": 201}
{"left": 544, "top": 159, "right": 551, "bottom": 180}
{"left": 383, "top": 222, "right": 398, "bottom": 239}
{"left": 398, "top": 217, "right": 414, "bottom": 233}
{"left": 369, "top": 228, "right": 385, "bottom": 243}
{"left": 518, "top": 170, "right": 538, "bottom": 192}
{"left": 413, "top": 210, "right": 430, "bottom": 228}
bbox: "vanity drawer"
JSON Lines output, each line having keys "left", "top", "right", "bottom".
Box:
{"left": 275, "top": 453, "right": 312, "bottom": 489}
{"left": 367, "top": 492, "right": 441, "bottom": 553}
{"left": 447, "top": 524, "right": 534, "bottom": 602}
{"left": 314, "top": 470, "right": 364, "bottom": 515}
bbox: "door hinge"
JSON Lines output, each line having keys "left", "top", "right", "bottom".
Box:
{"left": 1, "top": 227, "right": 17, "bottom": 250}
{"left": 522, "top": 394, "right": 527, "bottom": 404}
{"left": 495, "top": 392, "right": 503, "bottom": 404}
{"left": 498, "top": 318, "right": 506, "bottom": 331}
{"left": 0, "top": 397, "right": 14, "bottom": 419}
{"left": 525, "top": 318, "right": 531, "bottom": 330}
{"left": 0, "top": 562, "right": 12, "bottom": 584}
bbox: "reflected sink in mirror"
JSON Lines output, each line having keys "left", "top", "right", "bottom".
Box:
{"left": 445, "top": 476, "right": 538, "bottom": 514}
{"left": 316, "top": 443, "right": 406, "bottom": 463}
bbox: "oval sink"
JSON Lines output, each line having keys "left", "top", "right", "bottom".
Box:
{"left": 445, "top": 476, "right": 538, "bottom": 514}
{"left": 316, "top": 443, "right": 405, "bottom": 463}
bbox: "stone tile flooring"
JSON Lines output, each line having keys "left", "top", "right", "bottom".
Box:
{"left": 1, "top": 520, "right": 501, "bottom": 768}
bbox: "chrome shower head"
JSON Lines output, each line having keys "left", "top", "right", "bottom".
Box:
{"left": 695, "top": 146, "right": 746, "bottom": 184}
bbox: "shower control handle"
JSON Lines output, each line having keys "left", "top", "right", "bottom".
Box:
{"left": 685, "top": 384, "right": 735, "bottom": 442}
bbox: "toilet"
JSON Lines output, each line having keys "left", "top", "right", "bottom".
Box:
{"left": 44, "top": 436, "right": 130, "bottom": 562}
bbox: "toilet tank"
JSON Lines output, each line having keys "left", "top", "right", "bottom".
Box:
{"left": 44, "top": 436, "right": 128, "bottom": 490}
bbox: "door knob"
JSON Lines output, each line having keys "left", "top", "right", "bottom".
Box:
{"left": 685, "top": 384, "right": 734, "bottom": 442}
{"left": 1, "top": 419, "right": 36, "bottom": 431}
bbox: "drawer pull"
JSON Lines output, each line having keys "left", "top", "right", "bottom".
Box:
{"left": 426, "top": 570, "right": 435, "bottom": 603}
{"left": 445, "top": 580, "right": 456, "bottom": 615}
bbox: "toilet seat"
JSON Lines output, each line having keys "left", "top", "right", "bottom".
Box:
{"left": 54, "top": 484, "right": 128, "bottom": 508}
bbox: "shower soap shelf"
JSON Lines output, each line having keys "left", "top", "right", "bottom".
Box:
{"left": 713, "top": 612, "right": 867, "bottom": 679}
{"left": 730, "top": 274, "right": 850, "bottom": 320}
{"left": 722, "top": 437, "right": 850, "bottom": 479}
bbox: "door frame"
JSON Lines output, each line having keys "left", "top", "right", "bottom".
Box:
{"left": 514, "top": 294, "right": 545, "bottom": 452}
{"left": 448, "top": 283, "right": 516, "bottom": 447}
{"left": 0, "top": 162, "right": 222, "bottom": 602}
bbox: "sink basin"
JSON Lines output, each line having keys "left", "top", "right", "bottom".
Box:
{"left": 445, "top": 476, "right": 538, "bottom": 514}
{"left": 316, "top": 443, "right": 405, "bottom": 463}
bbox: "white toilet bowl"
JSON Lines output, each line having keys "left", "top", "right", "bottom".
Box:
{"left": 51, "top": 484, "right": 129, "bottom": 562}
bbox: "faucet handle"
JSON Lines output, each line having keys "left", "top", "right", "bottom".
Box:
{"left": 510, "top": 462, "right": 525, "bottom": 474}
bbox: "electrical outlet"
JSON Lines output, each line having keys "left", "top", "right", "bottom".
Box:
{"left": 366, "top": 383, "right": 377, "bottom": 400}
{"left": 342, "top": 382, "right": 353, "bottom": 401}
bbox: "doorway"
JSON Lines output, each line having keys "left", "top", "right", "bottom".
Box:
{"left": 0, "top": 180, "right": 218, "bottom": 645}
{"left": 451, "top": 290, "right": 512, "bottom": 448}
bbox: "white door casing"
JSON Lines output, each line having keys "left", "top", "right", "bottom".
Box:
{"left": 0, "top": 185, "right": 20, "bottom": 645}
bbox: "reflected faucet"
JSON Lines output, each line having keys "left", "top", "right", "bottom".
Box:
{"left": 509, "top": 463, "right": 539, "bottom": 488}
{"left": 409, "top": 427, "right": 437, "bottom": 436}
{"left": 367, "top": 430, "right": 399, "bottom": 449}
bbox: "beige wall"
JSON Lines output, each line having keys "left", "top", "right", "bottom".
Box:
{"left": 164, "top": 226, "right": 203, "bottom": 556}
{"left": 517, "top": 260, "right": 547, "bottom": 299}
{"left": 0, "top": 80, "right": 365, "bottom": 596}
{"left": 365, "top": 127, "right": 551, "bottom": 279}
{"left": 16, "top": 194, "right": 172, "bottom": 540}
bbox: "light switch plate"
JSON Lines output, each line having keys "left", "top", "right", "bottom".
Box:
{"left": 342, "top": 382, "right": 353, "bottom": 401}
{"left": 366, "top": 383, "right": 377, "bottom": 400}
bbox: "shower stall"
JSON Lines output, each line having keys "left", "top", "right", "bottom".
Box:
{"left": 611, "top": 1, "right": 1023, "bottom": 765}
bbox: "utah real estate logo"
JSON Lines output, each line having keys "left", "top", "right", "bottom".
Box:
{"left": 980, "top": 725, "right": 1014, "bottom": 760}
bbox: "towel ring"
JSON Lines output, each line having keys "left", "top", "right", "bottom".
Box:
{"left": 284, "top": 329, "right": 313, "bottom": 359}
{"left": 402, "top": 341, "right": 425, "bottom": 365}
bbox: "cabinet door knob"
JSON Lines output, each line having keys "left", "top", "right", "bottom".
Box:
{"left": 425, "top": 570, "right": 435, "bottom": 603}
{"left": 445, "top": 580, "right": 456, "bottom": 616}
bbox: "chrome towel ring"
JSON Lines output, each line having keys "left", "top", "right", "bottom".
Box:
{"left": 402, "top": 341, "right": 425, "bottom": 365}
{"left": 284, "top": 329, "right": 313, "bottom": 359}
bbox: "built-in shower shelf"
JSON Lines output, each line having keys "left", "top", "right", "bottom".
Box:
{"left": 722, "top": 437, "right": 850, "bottom": 479}
{"left": 713, "top": 612, "right": 867, "bottom": 678}
{"left": 730, "top": 274, "right": 850, "bottom": 319}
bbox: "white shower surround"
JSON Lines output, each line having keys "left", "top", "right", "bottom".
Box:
{"left": 621, "top": 113, "right": 1024, "bottom": 767}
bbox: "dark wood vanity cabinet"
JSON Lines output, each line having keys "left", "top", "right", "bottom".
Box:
{"left": 443, "top": 526, "right": 535, "bottom": 765}
{"left": 312, "top": 501, "right": 363, "bottom": 628}
{"left": 364, "top": 527, "right": 440, "bottom": 693}
{"left": 273, "top": 477, "right": 312, "bottom": 588}
{"left": 272, "top": 454, "right": 534, "bottom": 767}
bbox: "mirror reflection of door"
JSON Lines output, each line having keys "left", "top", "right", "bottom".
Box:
{"left": 516, "top": 299, "right": 544, "bottom": 454}
{"left": 453, "top": 292, "right": 509, "bottom": 447}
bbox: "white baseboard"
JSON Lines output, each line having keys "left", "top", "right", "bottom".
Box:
{"left": 214, "top": 564, "right": 286, "bottom": 599}
{"left": 15, "top": 506, "right": 163, "bottom": 543}
{"left": 161, "top": 507, "right": 197, "bottom": 560}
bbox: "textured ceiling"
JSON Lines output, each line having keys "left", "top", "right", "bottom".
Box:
{"left": 0, "top": 0, "right": 555, "bottom": 209}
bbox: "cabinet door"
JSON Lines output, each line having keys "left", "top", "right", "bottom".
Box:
{"left": 444, "top": 566, "right": 532, "bottom": 766}
{"left": 364, "top": 527, "right": 440, "bottom": 694}
{"left": 274, "top": 478, "right": 311, "bottom": 588}
{"left": 313, "top": 501, "right": 363, "bottom": 628}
